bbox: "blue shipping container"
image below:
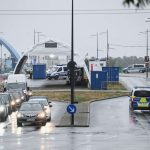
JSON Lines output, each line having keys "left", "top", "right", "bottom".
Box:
{"left": 32, "top": 64, "right": 46, "bottom": 79}
{"left": 91, "top": 71, "right": 107, "bottom": 90}
{"left": 111, "top": 67, "right": 119, "bottom": 81}
{"left": 102, "top": 67, "right": 119, "bottom": 82}
{"left": 102, "top": 67, "right": 111, "bottom": 81}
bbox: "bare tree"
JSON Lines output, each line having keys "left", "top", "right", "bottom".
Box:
{"left": 123, "top": 0, "right": 150, "bottom": 7}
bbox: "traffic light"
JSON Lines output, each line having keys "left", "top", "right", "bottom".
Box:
{"left": 145, "top": 56, "right": 149, "bottom": 62}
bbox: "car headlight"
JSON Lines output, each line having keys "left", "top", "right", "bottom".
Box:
{"left": 23, "top": 90, "right": 27, "bottom": 94}
{"left": 45, "top": 108, "right": 51, "bottom": 114}
{"left": 16, "top": 99, "right": 21, "bottom": 103}
{"left": 21, "top": 96, "right": 24, "bottom": 100}
{"left": 28, "top": 91, "right": 32, "bottom": 96}
{"left": 38, "top": 112, "right": 46, "bottom": 118}
{"left": 17, "top": 112, "right": 23, "bottom": 118}
{"left": 0, "top": 106, "right": 5, "bottom": 112}
{"left": 11, "top": 100, "right": 16, "bottom": 106}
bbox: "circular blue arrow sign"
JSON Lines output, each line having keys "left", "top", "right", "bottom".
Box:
{"left": 66, "top": 104, "right": 77, "bottom": 114}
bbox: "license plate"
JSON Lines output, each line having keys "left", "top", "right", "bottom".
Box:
{"left": 138, "top": 102, "right": 149, "bottom": 107}
{"left": 27, "top": 118, "right": 35, "bottom": 121}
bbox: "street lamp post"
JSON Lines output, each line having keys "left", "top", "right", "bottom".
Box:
{"left": 139, "top": 29, "right": 150, "bottom": 79}
{"left": 34, "top": 29, "right": 44, "bottom": 44}
{"left": 91, "top": 31, "right": 108, "bottom": 61}
{"left": 66, "top": 0, "right": 76, "bottom": 126}
{"left": 0, "top": 44, "right": 2, "bottom": 73}
{"left": 70, "top": 0, "right": 75, "bottom": 125}
{"left": 106, "top": 30, "right": 109, "bottom": 66}
{"left": 0, "top": 32, "right": 3, "bottom": 73}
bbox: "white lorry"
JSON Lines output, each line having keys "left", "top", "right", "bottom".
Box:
{"left": 6, "top": 74, "right": 30, "bottom": 96}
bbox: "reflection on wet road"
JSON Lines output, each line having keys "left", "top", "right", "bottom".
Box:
{"left": 0, "top": 97, "right": 150, "bottom": 150}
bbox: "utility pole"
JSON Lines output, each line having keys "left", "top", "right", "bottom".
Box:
{"left": 106, "top": 29, "right": 109, "bottom": 67}
{"left": 0, "top": 32, "right": 3, "bottom": 73}
{"left": 69, "top": 0, "right": 75, "bottom": 126}
{"left": 96, "top": 32, "right": 99, "bottom": 59}
{"left": 146, "top": 29, "right": 149, "bottom": 79}
{"left": 34, "top": 29, "right": 36, "bottom": 45}
{"left": 34, "top": 29, "right": 42, "bottom": 44}
{"left": 91, "top": 32, "right": 106, "bottom": 60}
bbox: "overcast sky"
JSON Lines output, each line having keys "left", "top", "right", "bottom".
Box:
{"left": 0, "top": 0, "right": 150, "bottom": 59}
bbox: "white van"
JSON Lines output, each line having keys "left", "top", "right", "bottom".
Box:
{"left": 123, "top": 64, "right": 146, "bottom": 73}
{"left": 46, "top": 65, "right": 68, "bottom": 80}
{"left": 6, "top": 74, "right": 29, "bottom": 95}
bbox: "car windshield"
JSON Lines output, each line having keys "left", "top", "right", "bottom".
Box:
{"left": 6, "top": 83, "right": 25, "bottom": 90}
{"left": 134, "top": 90, "right": 150, "bottom": 97}
{"left": 20, "top": 103, "right": 43, "bottom": 111}
{"left": 29, "top": 99, "right": 49, "bottom": 106}
{"left": 0, "top": 94, "right": 9, "bottom": 101}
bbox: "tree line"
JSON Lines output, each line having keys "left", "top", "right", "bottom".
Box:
{"left": 109, "top": 56, "right": 144, "bottom": 68}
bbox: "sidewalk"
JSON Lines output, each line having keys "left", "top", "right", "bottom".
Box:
{"left": 55, "top": 102, "right": 90, "bottom": 127}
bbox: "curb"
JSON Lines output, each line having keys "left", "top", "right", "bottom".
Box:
{"left": 55, "top": 102, "right": 90, "bottom": 127}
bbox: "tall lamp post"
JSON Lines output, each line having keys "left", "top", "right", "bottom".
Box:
{"left": 91, "top": 31, "right": 109, "bottom": 63}
{"left": 34, "top": 29, "right": 44, "bottom": 44}
{"left": 106, "top": 30, "right": 109, "bottom": 66}
{"left": 66, "top": 0, "right": 76, "bottom": 126}
{"left": 0, "top": 44, "right": 2, "bottom": 73}
{"left": 139, "top": 29, "right": 150, "bottom": 79}
{"left": 70, "top": 0, "right": 75, "bottom": 125}
{"left": 0, "top": 32, "right": 3, "bottom": 73}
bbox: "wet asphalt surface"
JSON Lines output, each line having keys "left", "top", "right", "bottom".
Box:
{"left": 0, "top": 74, "right": 150, "bottom": 150}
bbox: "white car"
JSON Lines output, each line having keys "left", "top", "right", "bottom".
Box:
{"left": 123, "top": 64, "right": 146, "bottom": 73}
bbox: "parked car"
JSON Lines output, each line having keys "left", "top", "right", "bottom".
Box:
{"left": 129, "top": 86, "right": 150, "bottom": 110}
{"left": 0, "top": 93, "right": 14, "bottom": 115}
{"left": 123, "top": 64, "right": 145, "bottom": 73}
{"left": 46, "top": 65, "right": 68, "bottom": 80}
{"left": 0, "top": 98, "right": 9, "bottom": 121}
{"left": 29, "top": 96, "right": 52, "bottom": 121}
{"left": 17, "top": 102, "right": 47, "bottom": 127}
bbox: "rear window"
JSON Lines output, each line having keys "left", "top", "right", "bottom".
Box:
{"left": 134, "top": 65, "right": 144, "bottom": 68}
{"left": 134, "top": 90, "right": 150, "bottom": 97}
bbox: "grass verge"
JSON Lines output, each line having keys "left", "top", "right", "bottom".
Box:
{"left": 32, "top": 82, "right": 129, "bottom": 102}
{"left": 32, "top": 90, "right": 129, "bottom": 102}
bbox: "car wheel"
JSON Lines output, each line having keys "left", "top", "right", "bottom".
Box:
{"left": 48, "top": 77, "right": 52, "bottom": 80}
{"left": 1, "top": 115, "right": 6, "bottom": 122}
{"left": 54, "top": 76, "right": 59, "bottom": 80}
{"left": 47, "top": 116, "right": 51, "bottom": 122}
{"left": 42, "top": 121, "right": 46, "bottom": 126}
{"left": 17, "top": 121, "right": 22, "bottom": 127}
{"left": 1, "top": 116, "right": 6, "bottom": 122}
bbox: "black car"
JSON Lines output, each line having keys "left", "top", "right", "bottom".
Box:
{"left": 8, "top": 90, "right": 22, "bottom": 108}
{"left": 29, "top": 96, "right": 52, "bottom": 121}
{"left": 17, "top": 102, "right": 47, "bottom": 127}
{"left": 8, "top": 89, "right": 27, "bottom": 102}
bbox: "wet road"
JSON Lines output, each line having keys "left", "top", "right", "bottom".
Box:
{"left": 0, "top": 74, "right": 150, "bottom": 149}
{"left": 0, "top": 97, "right": 150, "bottom": 150}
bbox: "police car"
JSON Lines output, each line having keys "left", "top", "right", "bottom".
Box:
{"left": 129, "top": 87, "right": 150, "bottom": 110}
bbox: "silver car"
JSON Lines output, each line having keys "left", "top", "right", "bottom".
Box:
{"left": 0, "top": 98, "right": 8, "bottom": 122}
